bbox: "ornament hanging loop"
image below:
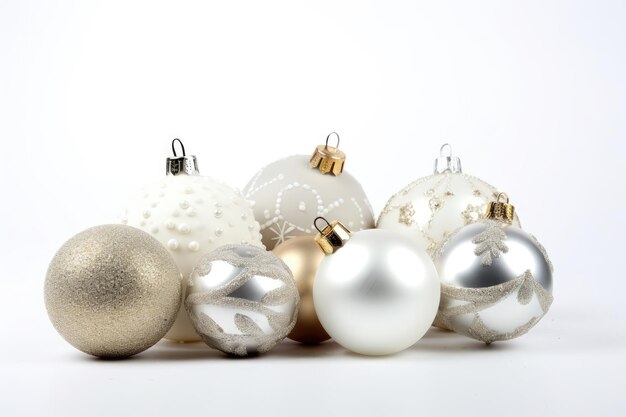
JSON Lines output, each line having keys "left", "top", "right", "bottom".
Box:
{"left": 485, "top": 192, "right": 515, "bottom": 224}
{"left": 495, "top": 192, "right": 510, "bottom": 204}
{"left": 314, "top": 217, "right": 352, "bottom": 255}
{"left": 314, "top": 217, "right": 332, "bottom": 234}
{"left": 172, "top": 138, "right": 186, "bottom": 157}
{"left": 310, "top": 132, "right": 346, "bottom": 176}
{"left": 434, "top": 143, "right": 462, "bottom": 174}
{"left": 325, "top": 132, "right": 340, "bottom": 150}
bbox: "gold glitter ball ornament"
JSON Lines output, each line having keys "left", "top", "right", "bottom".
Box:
{"left": 44, "top": 225, "right": 182, "bottom": 358}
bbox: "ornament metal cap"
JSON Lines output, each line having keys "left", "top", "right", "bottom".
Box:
{"left": 434, "top": 143, "right": 462, "bottom": 174}
{"left": 166, "top": 138, "right": 199, "bottom": 175}
{"left": 314, "top": 217, "right": 351, "bottom": 254}
{"left": 310, "top": 132, "right": 346, "bottom": 176}
{"left": 485, "top": 193, "right": 515, "bottom": 224}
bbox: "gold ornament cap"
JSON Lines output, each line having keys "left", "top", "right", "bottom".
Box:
{"left": 314, "top": 217, "right": 351, "bottom": 254}
{"left": 166, "top": 138, "right": 199, "bottom": 176}
{"left": 310, "top": 132, "right": 346, "bottom": 176}
{"left": 485, "top": 193, "right": 515, "bottom": 224}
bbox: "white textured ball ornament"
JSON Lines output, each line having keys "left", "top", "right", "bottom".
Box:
{"left": 377, "top": 144, "right": 520, "bottom": 256}
{"left": 122, "top": 140, "right": 263, "bottom": 342}
{"left": 243, "top": 133, "right": 375, "bottom": 250}
{"left": 185, "top": 244, "right": 299, "bottom": 356}
{"left": 312, "top": 219, "right": 440, "bottom": 356}
{"left": 434, "top": 195, "right": 553, "bottom": 343}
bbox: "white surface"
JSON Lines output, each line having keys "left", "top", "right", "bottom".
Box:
{"left": 1, "top": 1, "right": 625, "bottom": 416}
{"left": 314, "top": 229, "right": 440, "bottom": 356}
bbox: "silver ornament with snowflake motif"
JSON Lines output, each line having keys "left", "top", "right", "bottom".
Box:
{"left": 434, "top": 218, "right": 553, "bottom": 343}
{"left": 185, "top": 244, "right": 299, "bottom": 356}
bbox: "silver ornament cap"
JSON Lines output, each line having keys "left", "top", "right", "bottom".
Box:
{"left": 434, "top": 143, "right": 462, "bottom": 174}
{"left": 166, "top": 138, "right": 199, "bottom": 175}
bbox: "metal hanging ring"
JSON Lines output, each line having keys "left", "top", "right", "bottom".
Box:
{"left": 172, "top": 138, "right": 186, "bottom": 157}
{"left": 314, "top": 217, "right": 331, "bottom": 234}
{"left": 325, "top": 132, "right": 340, "bottom": 150}
{"left": 496, "top": 192, "right": 510, "bottom": 204}
{"left": 440, "top": 143, "right": 452, "bottom": 157}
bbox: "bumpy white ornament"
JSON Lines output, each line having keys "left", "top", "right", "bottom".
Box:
{"left": 434, "top": 194, "right": 553, "bottom": 343}
{"left": 377, "top": 144, "right": 520, "bottom": 256}
{"left": 122, "top": 139, "right": 263, "bottom": 342}
{"left": 312, "top": 218, "right": 440, "bottom": 356}
{"left": 185, "top": 244, "right": 299, "bottom": 356}
{"left": 243, "top": 133, "right": 375, "bottom": 250}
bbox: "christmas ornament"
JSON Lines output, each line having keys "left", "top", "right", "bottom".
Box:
{"left": 122, "top": 139, "right": 263, "bottom": 342}
{"left": 273, "top": 236, "right": 330, "bottom": 344}
{"left": 44, "top": 225, "right": 181, "bottom": 358}
{"left": 377, "top": 144, "right": 521, "bottom": 256}
{"left": 312, "top": 218, "right": 440, "bottom": 356}
{"left": 433, "top": 194, "right": 553, "bottom": 343}
{"left": 185, "top": 244, "right": 299, "bottom": 356}
{"left": 243, "top": 132, "right": 375, "bottom": 250}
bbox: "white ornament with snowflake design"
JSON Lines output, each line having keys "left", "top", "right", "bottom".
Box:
{"left": 243, "top": 133, "right": 375, "bottom": 249}
{"left": 122, "top": 140, "right": 263, "bottom": 342}
{"left": 377, "top": 144, "right": 520, "bottom": 256}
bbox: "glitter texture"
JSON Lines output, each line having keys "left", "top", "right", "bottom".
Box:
{"left": 44, "top": 225, "right": 182, "bottom": 358}
{"left": 185, "top": 244, "right": 299, "bottom": 356}
{"left": 377, "top": 171, "right": 521, "bottom": 257}
{"left": 472, "top": 220, "right": 509, "bottom": 266}
{"left": 436, "top": 270, "right": 554, "bottom": 343}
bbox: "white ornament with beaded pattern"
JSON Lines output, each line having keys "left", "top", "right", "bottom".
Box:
{"left": 122, "top": 140, "right": 263, "bottom": 342}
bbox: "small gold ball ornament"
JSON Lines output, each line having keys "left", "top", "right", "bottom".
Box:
{"left": 273, "top": 236, "right": 330, "bottom": 344}
{"left": 44, "top": 225, "right": 182, "bottom": 358}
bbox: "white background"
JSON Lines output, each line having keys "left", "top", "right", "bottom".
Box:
{"left": 1, "top": 1, "right": 625, "bottom": 416}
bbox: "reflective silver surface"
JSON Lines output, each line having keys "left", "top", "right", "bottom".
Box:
{"left": 434, "top": 221, "right": 554, "bottom": 342}
{"left": 436, "top": 222, "right": 552, "bottom": 291}
{"left": 185, "top": 244, "right": 299, "bottom": 356}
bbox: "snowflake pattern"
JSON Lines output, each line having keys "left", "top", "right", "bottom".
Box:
{"left": 268, "top": 220, "right": 296, "bottom": 245}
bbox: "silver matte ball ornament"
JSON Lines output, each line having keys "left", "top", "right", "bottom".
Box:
{"left": 377, "top": 144, "right": 521, "bottom": 256}
{"left": 243, "top": 132, "right": 375, "bottom": 250}
{"left": 45, "top": 225, "right": 182, "bottom": 358}
{"left": 185, "top": 244, "right": 299, "bottom": 356}
{"left": 434, "top": 195, "right": 553, "bottom": 343}
{"left": 312, "top": 219, "right": 440, "bottom": 356}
